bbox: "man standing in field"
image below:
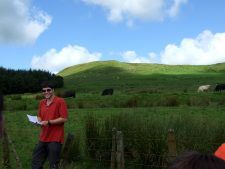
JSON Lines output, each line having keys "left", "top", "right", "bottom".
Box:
{"left": 32, "top": 81, "right": 68, "bottom": 169}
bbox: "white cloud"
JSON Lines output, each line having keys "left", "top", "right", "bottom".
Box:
{"left": 0, "top": 0, "right": 52, "bottom": 44}
{"left": 160, "top": 30, "right": 225, "bottom": 65}
{"left": 167, "top": 0, "right": 187, "bottom": 17}
{"left": 31, "top": 45, "right": 102, "bottom": 73}
{"left": 122, "top": 51, "right": 157, "bottom": 63}
{"left": 82, "top": 0, "right": 187, "bottom": 25}
{"left": 121, "top": 30, "right": 225, "bottom": 65}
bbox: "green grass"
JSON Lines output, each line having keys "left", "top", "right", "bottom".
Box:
{"left": 2, "top": 61, "right": 225, "bottom": 168}
{"left": 2, "top": 106, "right": 225, "bottom": 168}
{"left": 57, "top": 61, "right": 225, "bottom": 94}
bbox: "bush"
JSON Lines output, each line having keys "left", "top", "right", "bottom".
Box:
{"left": 157, "top": 95, "right": 179, "bottom": 107}
{"left": 218, "top": 95, "right": 225, "bottom": 105}
{"left": 35, "top": 94, "right": 43, "bottom": 100}
{"left": 126, "top": 97, "right": 138, "bottom": 107}
{"left": 77, "top": 101, "right": 84, "bottom": 109}
{"left": 4, "top": 100, "right": 27, "bottom": 111}
{"left": 64, "top": 98, "right": 76, "bottom": 109}
{"left": 187, "top": 96, "right": 210, "bottom": 106}
{"left": 10, "top": 95, "right": 22, "bottom": 100}
{"left": 165, "top": 96, "right": 179, "bottom": 107}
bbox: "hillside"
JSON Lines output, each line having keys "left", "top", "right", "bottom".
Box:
{"left": 58, "top": 60, "right": 225, "bottom": 94}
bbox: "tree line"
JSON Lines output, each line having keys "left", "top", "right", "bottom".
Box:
{"left": 0, "top": 67, "right": 63, "bottom": 94}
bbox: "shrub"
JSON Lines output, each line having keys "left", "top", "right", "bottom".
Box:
{"left": 77, "top": 101, "right": 84, "bottom": 109}
{"left": 165, "top": 96, "right": 179, "bottom": 107}
{"left": 35, "top": 94, "right": 43, "bottom": 100}
{"left": 126, "top": 97, "right": 138, "bottom": 107}
{"left": 10, "top": 95, "right": 22, "bottom": 100}
{"left": 218, "top": 95, "right": 225, "bottom": 105}
{"left": 187, "top": 96, "right": 210, "bottom": 106}
{"left": 157, "top": 95, "right": 179, "bottom": 107}
{"left": 65, "top": 98, "right": 76, "bottom": 109}
{"left": 4, "top": 100, "right": 27, "bottom": 111}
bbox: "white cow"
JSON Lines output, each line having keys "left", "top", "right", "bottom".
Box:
{"left": 197, "top": 85, "right": 211, "bottom": 92}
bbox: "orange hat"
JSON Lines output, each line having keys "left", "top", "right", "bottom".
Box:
{"left": 215, "top": 143, "right": 225, "bottom": 161}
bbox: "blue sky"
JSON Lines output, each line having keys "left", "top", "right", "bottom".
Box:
{"left": 1, "top": 0, "right": 225, "bottom": 73}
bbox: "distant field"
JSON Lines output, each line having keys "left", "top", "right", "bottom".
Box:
{"left": 58, "top": 61, "right": 225, "bottom": 94}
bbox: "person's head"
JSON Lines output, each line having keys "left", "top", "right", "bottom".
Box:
{"left": 167, "top": 151, "right": 225, "bottom": 169}
{"left": 41, "top": 81, "right": 55, "bottom": 99}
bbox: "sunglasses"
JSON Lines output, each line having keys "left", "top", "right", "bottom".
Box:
{"left": 42, "top": 88, "right": 52, "bottom": 93}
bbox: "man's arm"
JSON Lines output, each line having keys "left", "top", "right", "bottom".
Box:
{"left": 49, "top": 117, "right": 67, "bottom": 124}
{"left": 41, "top": 117, "right": 67, "bottom": 126}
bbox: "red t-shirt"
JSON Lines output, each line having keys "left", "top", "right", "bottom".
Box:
{"left": 38, "top": 96, "right": 68, "bottom": 144}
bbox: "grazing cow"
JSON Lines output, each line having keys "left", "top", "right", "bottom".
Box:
{"left": 215, "top": 83, "right": 225, "bottom": 92}
{"left": 197, "top": 85, "right": 211, "bottom": 92}
{"left": 101, "top": 88, "right": 113, "bottom": 96}
{"left": 62, "top": 90, "right": 76, "bottom": 98}
{"left": 0, "top": 91, "right": 3, "bottom": 138}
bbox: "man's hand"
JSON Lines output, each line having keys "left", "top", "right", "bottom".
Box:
{"left": 41, "top": 121, "right": 49, "bottom": 126}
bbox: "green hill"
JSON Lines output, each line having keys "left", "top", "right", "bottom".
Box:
{"left": 58, "top": 60, "right": 225, "bottom": 94}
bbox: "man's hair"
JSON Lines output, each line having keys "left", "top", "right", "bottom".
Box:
{"left": 167, "top": 151, "right": 225, "bottom": 169}
{"left": 41, "top": 81, "right": 55, "bottom": 89}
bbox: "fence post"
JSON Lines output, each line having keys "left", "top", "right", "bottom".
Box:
{"left": 7, "top": 133, "right": 23, "bottom": 169}
{"left": 167, "top": 129, "right": 177, "bottom": 162}
{"left": 60, "top": 133, "right": 75, "bottom": 169}
{"left": 3, "top": 128, "right": 10, "bottom": 168}
{"left": 111, "top": 128, "right": 116, "bottom": 169}
{"left": 116, "top": 131, "right": 124, "bottom": 169}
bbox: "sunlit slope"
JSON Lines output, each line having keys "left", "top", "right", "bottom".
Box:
{"left": 58, "top": 60, "right": 225, "bottom": 93}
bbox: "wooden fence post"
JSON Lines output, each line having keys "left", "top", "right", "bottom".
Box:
{"left": 7, "top": 133, "right": 23, "bottom": 169}
{"left": 116, "top": 131, "right": 124, "bottom": 169}
{"left": 3, "top": 128, "right": 10, "bottom": 168}
{"left": 111, "top": 128, "right": 116, "bottom": 169}
{"left": 167, "top": 129, "right": 177, "bottom": 162}
{"left": 60, "top": 133, "right": 75, "bottom": 169}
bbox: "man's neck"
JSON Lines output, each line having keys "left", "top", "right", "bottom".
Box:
{"left": 46, "top": 95, "right": 55, "bottom": 106}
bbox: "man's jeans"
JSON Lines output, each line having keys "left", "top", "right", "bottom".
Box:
{"left": 32, "top": 141, "right": 62, "bottom": 169}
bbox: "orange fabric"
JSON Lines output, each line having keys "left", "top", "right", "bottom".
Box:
{"left": 215, "top": 143, "right": 225, "bottom": 161}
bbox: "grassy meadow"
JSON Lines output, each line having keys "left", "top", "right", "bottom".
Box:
{"left": 1, "top": 60, "right": 225, "bottom": 169}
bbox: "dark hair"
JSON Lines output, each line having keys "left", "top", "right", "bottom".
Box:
{"left": 167, "top": 151, "right": 225, "bottom": 169}
{"left": 41, "top": 81, "right": 55, "bottom": 89}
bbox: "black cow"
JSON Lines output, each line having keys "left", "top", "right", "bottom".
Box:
{"left": 101, "top": 88, "right": 113, "bottom": 96}
{"left": 215, "top": 83, "right": 225, "bottom": 92}
{"left": 62, "top": 90, "right": 76, "bottom": 98}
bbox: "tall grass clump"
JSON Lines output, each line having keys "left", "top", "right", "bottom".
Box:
{"left": 9, "top": 95, "right": 22, "bottom": 100}
{"left": 157, "top": 95, "right": 180, "bottom": 107}
{"left": 84, "top": 112, "right": 168, "bottom": 169}
{"left": 82, "top": 109, "right": 225, "bottom": 169}
{"left": 171, "top": 112, "right": 225, "bottom": 153}
{"left": 187, "top": 96, "right": 210, "bottom": 106}
{"left": 218, "top": 94, "right": 225, "bottom": 105}
{"left": 84, "top": 113, "right": 112, "bottom": 168}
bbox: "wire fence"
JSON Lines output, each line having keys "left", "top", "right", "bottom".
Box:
{"left": 1, "top": 126, "right": 224, "bottom": 169}
{"left": 1, "top": 110, "right": 225, "bottom": 169}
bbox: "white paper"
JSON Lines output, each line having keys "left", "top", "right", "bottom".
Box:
{"left": 27, "top": 114, "right": 42, "bottom": 125}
